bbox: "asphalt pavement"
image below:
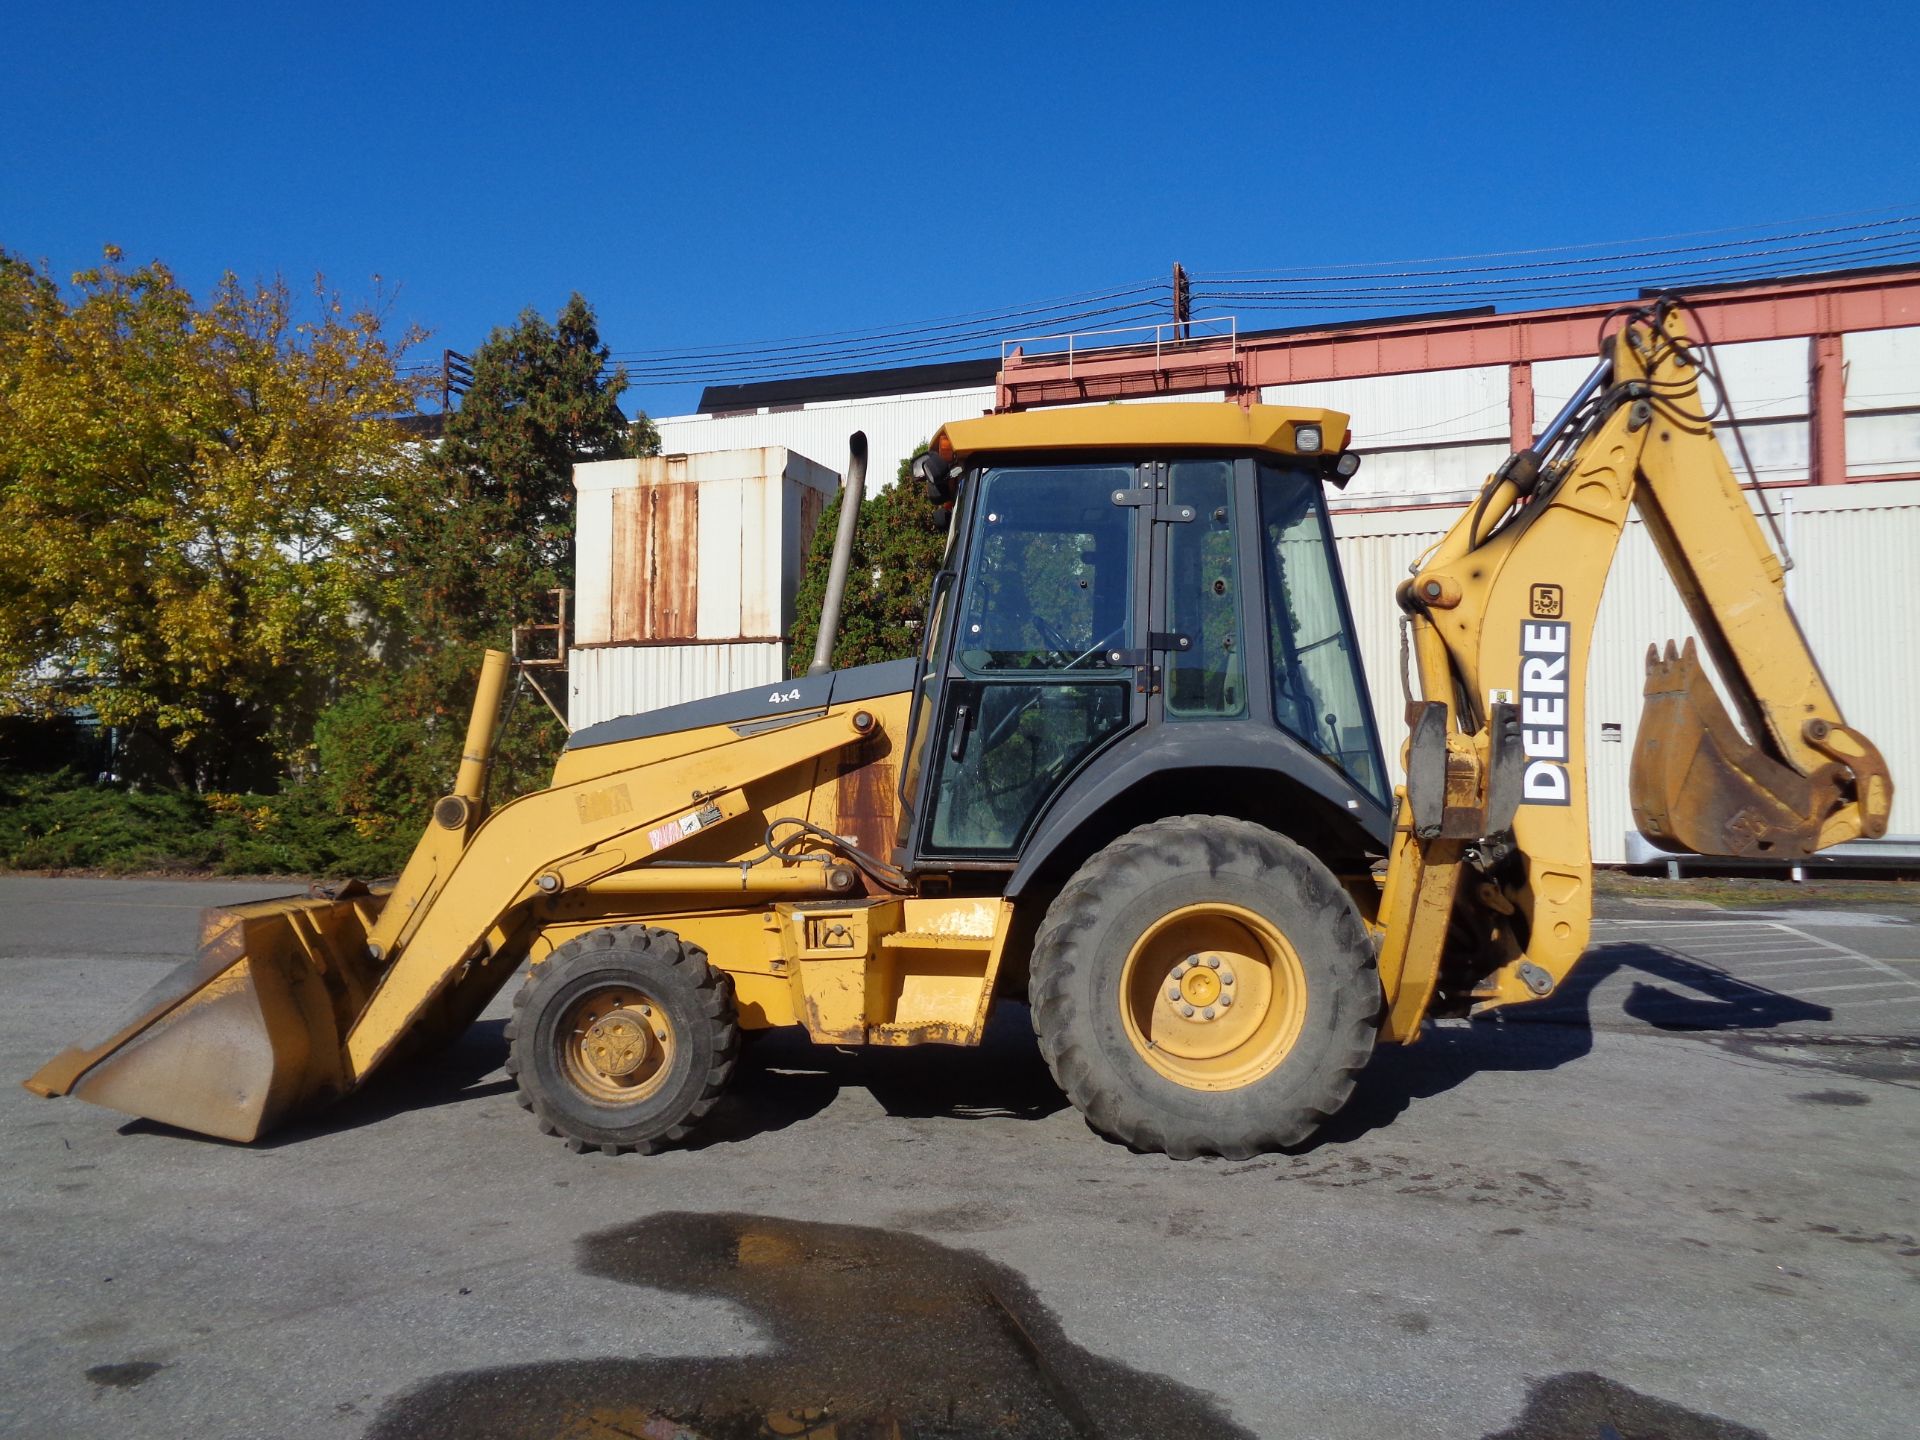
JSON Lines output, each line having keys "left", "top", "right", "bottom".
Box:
{"left": 1, "top": 874, "right": 1915, "bottom": 1439}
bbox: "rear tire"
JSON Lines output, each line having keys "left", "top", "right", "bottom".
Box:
{"left": 1029, "top": 815, "right": 1379, "bottom": 1159}
{"left": 506, "top": 925, "right": 738, "bottom": 1156}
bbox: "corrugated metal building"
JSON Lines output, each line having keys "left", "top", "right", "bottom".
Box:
{"left": 590, "top": 272, "right": 1920, "bottom": 861}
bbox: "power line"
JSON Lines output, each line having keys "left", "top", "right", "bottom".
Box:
{"left": 419, "top": 207, "right": 1920, "bottom": 395}
{"left": 1194, "top": 239, "right": 1920, "bottom": 312}
{"left": 602, "top": 279, "right": 1169, "bottom": 364}
{"left": 1197, "top": 202, "right": 1920, "bottom": 277}
{"left": 1193, "top": 222, "right": 1920, "bottom": 294}
{"left": 607, "top": 297, "right": 1175, "bottom": 383}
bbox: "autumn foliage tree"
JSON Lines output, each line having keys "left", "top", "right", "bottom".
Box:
{"left": 0, "top": 248, "right": 428, "bottom": 790}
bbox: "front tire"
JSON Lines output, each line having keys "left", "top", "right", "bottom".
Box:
{"left": 1029, "top": 816, "right": 1379, "bottom": 1159}
{"left": 506, "top": 925, "right": 738, "bottom": 1155}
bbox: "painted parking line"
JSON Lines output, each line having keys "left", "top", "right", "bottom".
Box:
{"left": 1591, "top": 918, "right": 1920, "bottom": 1010}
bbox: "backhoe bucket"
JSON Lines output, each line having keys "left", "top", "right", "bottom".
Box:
{"left": 1629, "top": 638, "right": 1839, "bottom": 858}
{"left": 23, "top": 890, "right": 385, "bottom": 1142}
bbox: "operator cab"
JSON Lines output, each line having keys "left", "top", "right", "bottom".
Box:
{"left": 895, "top": 404, "right": 1388, "bottom": 877}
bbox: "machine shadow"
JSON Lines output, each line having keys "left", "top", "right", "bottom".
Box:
{"left": 693, "top": 1000, "right": 1069, "bottom": 1149}
{"left": 1315, "top": 941, "right": 1833, "bottom": 1147}
{"left": 118, "top": 1002, "right": 1066, "bottom": 1152}
{"left": 126, "top": 946, "right": 1808, "bottom": 1154}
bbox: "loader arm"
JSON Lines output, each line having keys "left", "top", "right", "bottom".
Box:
{"left": 345, "top": 705, "right": 883, "bottom": 1081}
{"left": 25, "top": 673, "right": 886, "bottom": 1140}
{"left": 1376, "top": 298, "right": 1891, "bottom": 1035}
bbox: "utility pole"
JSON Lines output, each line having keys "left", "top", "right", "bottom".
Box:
{"left": 440, "top": 348, "right": 474, "bottom": 412}
{"left": 1172, "top": 262, "right": 1191, "bottom": 342}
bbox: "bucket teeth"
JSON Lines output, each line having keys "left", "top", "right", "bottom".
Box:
{"left": 1630, "top": 636, "right": 1829, "bottom": 858}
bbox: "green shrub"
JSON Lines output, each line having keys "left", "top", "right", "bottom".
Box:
{"left": 0, "top": 770, "right": 418, "bottom": 877}
{"left": 0, "top": 647, "right": 572, "bottom": 877}
{"left": 0, "top": 770, "right": 220, "bottom": 872}
{"left": 310, "top": 646, "right": 564, "bottom": 858}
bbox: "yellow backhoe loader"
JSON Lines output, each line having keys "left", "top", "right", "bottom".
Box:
{"left": 26, "top": 297, "right": 1892, "bottom": 1158}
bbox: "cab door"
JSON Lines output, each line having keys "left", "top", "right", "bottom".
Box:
{"left": 911, "top": 461, "right": 1147, "bottom": 862}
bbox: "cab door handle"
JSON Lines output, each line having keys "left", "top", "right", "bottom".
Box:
{"left": 949, "top": 704, "right": 973, "bottom": 763}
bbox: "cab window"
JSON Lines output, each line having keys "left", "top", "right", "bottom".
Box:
{"left": 1258, "top": 464, "right": 1386, "bottom": 802}
{"left": 922, "top": 463, "right": 1137, "bottom": 856}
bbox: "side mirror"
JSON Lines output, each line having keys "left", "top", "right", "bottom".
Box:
{"left": 912, "top": 449, "right": 959, "bottom": 504}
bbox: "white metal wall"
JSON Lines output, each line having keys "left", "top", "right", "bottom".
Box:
{"left": 570, "top": 642, "right": 787, "bottom": 730}
{"left": 652, "top": 327, "right": 1920, "bottom": 501}
{"left": 1331, "top": 479, "right": 1920, "bottom": 861}
{"left": 1846, "top": 326, "right": 1920, "bottom": 477}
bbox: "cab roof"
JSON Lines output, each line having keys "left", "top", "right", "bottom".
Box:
{"left": 936, "top": 402, "right": 1352, "bottom": 461}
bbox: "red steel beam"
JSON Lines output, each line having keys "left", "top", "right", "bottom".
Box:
{"left": 1808, "top": 332, "right": 1848, "bottom": 484}
{"left": 997, "top": 268, "right": 1920, "bottom": 408}
{"left": 1507, "top": 361, "right": 1534, "bottom": 451}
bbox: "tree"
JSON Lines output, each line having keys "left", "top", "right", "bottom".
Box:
{"left": 0, "top": 248, "right": 428, "bottom": 789}
{"left": 394, "top": 294, "right": 654, "bottom": 642}
{"left": 790, "top": 443, "right": 951, "bottom": 673}
{"left": 318, "top": 295, "right": 656, "bottom": 847}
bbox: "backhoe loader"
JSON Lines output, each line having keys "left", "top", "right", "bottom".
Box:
{"left": 27, "top": 296, "right": 1892, "bottom": 1159}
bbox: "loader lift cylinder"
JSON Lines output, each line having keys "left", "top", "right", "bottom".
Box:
{"left": 453, "top": 648, "right": 513, "bottom": 804}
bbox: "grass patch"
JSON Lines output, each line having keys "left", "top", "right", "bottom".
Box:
{"left": 1595, "top": 867, "right": 1919, "bottom": 909}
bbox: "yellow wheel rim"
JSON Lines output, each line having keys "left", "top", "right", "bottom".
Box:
{"left": 1118, "top": 902, "right": 1309, "bottom": 1091}
{"left": 558, "top": 986, "right": 675, "bottom": 1105}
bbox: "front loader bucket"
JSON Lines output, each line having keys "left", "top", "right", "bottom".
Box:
{"left": 1629, "top": 638, "right": 1841, "bottom": 858}
{"left": 24, "top": 890, "right": 385, "bottom": 1142}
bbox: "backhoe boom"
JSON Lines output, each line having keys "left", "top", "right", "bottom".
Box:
{"left": 1381, "top": 297, "right": 1890, "bottom": 1024}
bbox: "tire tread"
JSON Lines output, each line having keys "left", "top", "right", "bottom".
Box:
{"left": 509, "top": 924, "right": 738, "bottom": 1158}
{"left": 1029, "top": 815, "right": 1378, "bottom": 1159}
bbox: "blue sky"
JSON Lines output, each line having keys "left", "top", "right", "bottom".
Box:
{"left": 5, "top": 1, "right": 1916, "bottom": 417}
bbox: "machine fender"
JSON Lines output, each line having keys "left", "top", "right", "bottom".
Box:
{"left": 1005, "top": 723, "right": 1391, "bottom": 900}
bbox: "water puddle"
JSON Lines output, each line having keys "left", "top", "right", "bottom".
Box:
{"left": 1709, "top": 1031, "right": 1920, "bottom": 1085}
{"left": 364, "top": 1211, "right": 1250, "bottom": 1439}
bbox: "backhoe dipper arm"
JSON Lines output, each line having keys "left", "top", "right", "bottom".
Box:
{"left": 1375, "top": 299, "right": 1891, "bottom": 1031}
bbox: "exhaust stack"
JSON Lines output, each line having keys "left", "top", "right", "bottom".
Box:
{"left": 807, "top": 432, "right": 867, "bottom": 677}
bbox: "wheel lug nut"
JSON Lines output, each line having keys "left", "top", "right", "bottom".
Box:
{"left": 1221, "top": 972, "right": 1234, "bottom": 986}
{"left": 1204, "top": 955, "right": 1221, "bottom": 969}
{"left": 1171, "top": 961, "right": 1190, "bottom": 978}
{"left": 1179, "top": 1003, "right": 1196, "bottom": 1018}
{"left": 1203, "top": 1006, "right": 1216, "bottom": 1019}
{"left": 1167, "top": 985, "right": 1182, "bottom": 1001}
{"left": 1218, "top": 992, "right": 1232, "bottom": 1007}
